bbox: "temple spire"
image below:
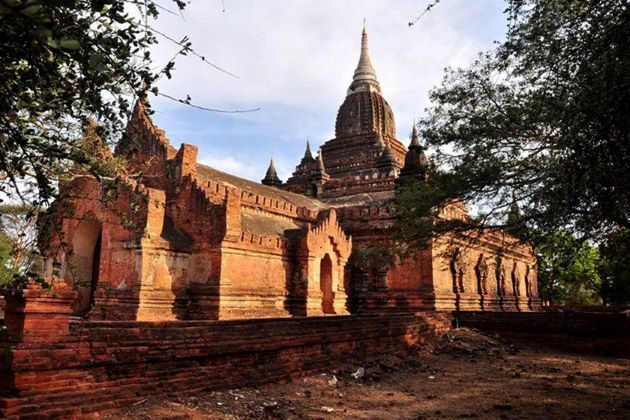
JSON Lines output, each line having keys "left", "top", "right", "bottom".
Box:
{"left": 409, "top": 120, "right": 421, "bottom": 149}
{"left": 303, "top": 139, "right": 315, "bottom": 162}
{"left": 347, "top": 24, "right": 381, "bottom": 95}
{"left": 398, "top": 121, "right": 429, "bottom": 184}
{"left": 130, "top": 97, "right": 152, "bottom": 127}
{"left": 378, "top": 141, "right": 395, "bottom": 169}
{"left": 317, "top": 147, "right": 327, "bottom": 174}
{"left": 261, "top": 157, "right": 282, "bottom": 186}
{"left": 507, "top": 199, "right": 522, "bottom": 226}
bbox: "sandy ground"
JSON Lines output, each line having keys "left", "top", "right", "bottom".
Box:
{"left": 105, "top": 329, "right": 630, "bottom": 420}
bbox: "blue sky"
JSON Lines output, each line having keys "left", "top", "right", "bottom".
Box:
{"left": 149, "top": 0, "right": 507, "bottom": 182}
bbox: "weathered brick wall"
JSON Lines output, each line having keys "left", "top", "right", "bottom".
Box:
{"left": 454, "top": 311, "right": 630, "bottom": 356}
{"left": 0, "top": 286, "right": 451, "bottom": 418}
{"left": 548, "top": 305, "right": 630, "bottom": 313}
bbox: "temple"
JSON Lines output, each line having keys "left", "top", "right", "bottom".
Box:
{"left": 40, "top": 25, "right": 540, "bottom": 322}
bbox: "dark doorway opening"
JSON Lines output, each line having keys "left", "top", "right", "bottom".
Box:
{"left": 71, "top": 220, "right": 102, "bottom": 315}
{"left": 320, "top": 254, "right": 335, "bottom": 314}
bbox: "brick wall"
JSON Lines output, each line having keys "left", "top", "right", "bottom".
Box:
{"left": 0, "top": 286, "right": 450, "bottom": 418}
{"left": 454, "top": 311, "right": 630, "bottom": 356}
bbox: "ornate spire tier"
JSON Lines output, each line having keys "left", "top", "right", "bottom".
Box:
{"left": 302, "top": 140, "right": 316, "bottom": 163}
{"left": 409, "top": 120, "right": 421, "bottom": 149}
{"left": 285, "top": 24, "right": 407, "bottom": 199}
{"left": 398, "top": 121, "right": 429, "bottom": 184}
{"left": 334, "top": 25, "right": 398, "bottom": 141}
{"left": 317, "top": 147, "right": 327, "bottom": 175}
{"left": 347, "top": 24, "right": 381, "bottom": 96}
{"left": 261, "top": 158, "right": 283, "bottom": 186}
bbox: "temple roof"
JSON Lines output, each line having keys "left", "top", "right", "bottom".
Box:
{"left": 322, "top": 190, "right": 395, "bottom": 206}
{"left": 196, "top": 163, "right": 325, "bottom": 210}
{"left": 241, "top": 213, "right": 301, "bottom": 237}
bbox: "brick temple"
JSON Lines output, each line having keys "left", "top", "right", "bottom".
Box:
{"left": 0, "top": 26, "right": 544, "bottom": 418}
{"left": 38, "top": 25, "right": 540, "bottom": 322}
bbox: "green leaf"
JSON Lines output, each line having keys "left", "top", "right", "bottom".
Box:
{"left": 59, "top": 39, "right": 81, "bottom": 50}
{"left": 20, "top": 4, "right": 42, "bottom": 16}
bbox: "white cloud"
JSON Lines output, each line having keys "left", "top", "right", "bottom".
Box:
{"left": 199, "top": 155, "right": 257, "bottom": 179}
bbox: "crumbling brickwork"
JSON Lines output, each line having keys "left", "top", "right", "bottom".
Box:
{"left": 0, "top": 280, "right": 450, "bottom": 418}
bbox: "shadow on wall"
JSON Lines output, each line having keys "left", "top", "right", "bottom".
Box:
{"left": 185, "top": 277, "right": 220, "bottom": 320}
{"left": 284, "top": 229, "right": 307, "bottom": 317}
{"left": 0, "top": 296, "right": 5, "bottom": 325}
{"left": 345, "top": 255, "right": 366, "bottom": 314}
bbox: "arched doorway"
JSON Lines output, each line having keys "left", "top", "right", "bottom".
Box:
{"left": 320, "top": 254, "right": 335, "bottom": 314}
{"left": 70, "top": 220, "right": 102, "bottom": 315}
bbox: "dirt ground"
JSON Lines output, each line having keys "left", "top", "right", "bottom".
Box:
{"left": 105, "top": 329, "right": 630, "bottom": 419}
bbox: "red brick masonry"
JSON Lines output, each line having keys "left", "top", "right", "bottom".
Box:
{"left": 0, "top": 281, "right": 451, "bottom": 418}
{"left": 454, "top": 311, "right": 630, "bottom": 356}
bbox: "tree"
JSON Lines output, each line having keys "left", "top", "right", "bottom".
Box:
{"left": 0, "top": 0, "right": 189, "bottom": 207}
{"left": 0, "top": 205, "right": 39, "bottom": 285}
{"left": 597, "top": 230, "right": 630, "bottom": 305}
{"left": 0, "top": 228, "right": 14, "bottom": 285}
{"left": 407, "top": 0, "right": 630, "bottom": 243}
{"left": 535, "top": 232, "right": 602, "bottom": 306}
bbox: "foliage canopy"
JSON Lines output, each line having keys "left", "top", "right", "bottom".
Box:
{"left": 406, "top": 0, "right": 630, "bottom": 243}
{"left": 0, "top": 0, "right": 187, "bottom": 206}
{"left": 397, "top": 0, "right": 630, "bottom": 305}
{"left": 535, "top": 232, "right": 601, "bottom": 305}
